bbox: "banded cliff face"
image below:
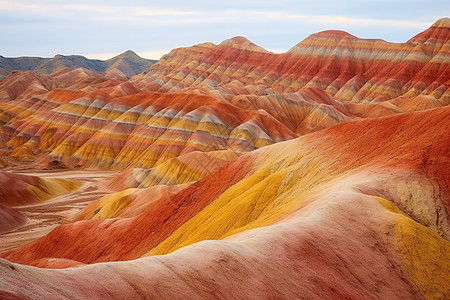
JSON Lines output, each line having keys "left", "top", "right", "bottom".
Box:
{"left": 0, "top": 18, "right": 449, "bottom": 300}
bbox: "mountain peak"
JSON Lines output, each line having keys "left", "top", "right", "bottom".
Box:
{"left": 123, "top": 49, "right": 137, "bottom": 55}
{"left": 120, "top": 50, "right": 139, "bottom": 57}
{"left": 408, "top": 17, "right": 450, "bottom": 44}
{"left": 219, "top": 36, "right": 268, "bottom": 52}
{"left": 108, "top": 50, "right": 141, "bottom": 61}
{"left": 432, "top": 17, "right": 450, "bottom": 28}
{"left": 104, "top": 50, "right": 156, "bottom": 79}
{"left": 288, "top": 30, "right": 360, "bottom": 54}
{"left": 305, "top": 30, "right": 360, "bottom": 42}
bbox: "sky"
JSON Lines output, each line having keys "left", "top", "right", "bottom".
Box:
{"left": 0, "top": 0, "right": 448, "bottom": 60}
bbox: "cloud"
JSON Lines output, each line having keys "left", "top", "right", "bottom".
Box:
{"left": 0, "top": 0, "right": 443, "bottom": 57}
{"left": 0, "top": 1, "right": 201, "bottom": 21}
{"left": 227, "top": 10, "right": 431, "bottom": 30}
{"left": 137, "top": 9, "right": 200, "bottom": 17}
{"left": 138, "top": 49, "right": 172, "bottom": 60}
{"left": 0, "top": 1, "right": 111, "bottom": 14}
{"left": 267, "top": 49, "right": 289, "bottom": 54}
{"left": 0, "top": 1, "right": 433, "bottom": 30}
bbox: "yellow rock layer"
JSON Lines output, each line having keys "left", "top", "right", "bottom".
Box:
{"left": 147, "top": 151, "right": 329, "bottom": 256}
{"left": 87, "top": 188, "right": 139, "bottom": 220}
{"left": 376, "top": 197, "right": 450, "bottom": 299}
{"left": 26, "top": 177, "right": 81, "bottom": 202}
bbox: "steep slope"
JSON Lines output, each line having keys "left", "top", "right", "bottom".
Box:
{"left": 3, "top": 106, "right": 448, "bottom": 261}
{"left": 136, "top": 18, "right": 449, "bottom": 107}
{"left": 1, "top": 106, "right": 449, "bottom": 299}
{"left": 0, "top": 76, "right": 347, "bottom": 171}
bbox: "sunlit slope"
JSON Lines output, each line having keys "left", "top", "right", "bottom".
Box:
{"left": 1, "top": 106, "right": 449, "bottom": 299}
{"left": 1, "top": 90, "right": 306, "bottom": 169}
{"left": 0, "top": 77, "right": 349, "bottom": 169}
{"left": 147, "top": 106, "right": 449, "bottom": 256}
{"left": 3, "top": 106, "right": 448, "bottom": 273}
{"left": 2, "top": 156, "right": 252, "bottom": 264}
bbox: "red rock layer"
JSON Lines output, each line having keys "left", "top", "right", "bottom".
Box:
{"left": 138, "top": 18, "right": 449, "bottom": 104}
{"left": 4, "top": 106, "right": 449, "bottom": 268}
{"left": 0, "top": 171, "right": 79, "bottom": 206}
{"left": 0, "top": 18, "right": 448, "bottom": 299}
{"left": 1, "top": 19, "right": 448, "bottom": 171}
{"left": 0, "top": 106, "right": 448, "bottom": 299}
{"left": 2, "top": 156, "right": 252, "bottom": 264}
{"left": 0, "top": 204, "right": 27, "bottom": 234}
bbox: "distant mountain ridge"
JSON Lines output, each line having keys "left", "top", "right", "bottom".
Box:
{"left": 0, "top": 50, "right": 157, "bottom": 79}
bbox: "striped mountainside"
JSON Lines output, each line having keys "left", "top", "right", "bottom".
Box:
{"left": 0, "top": 17, "right": 449, "bottom": 300}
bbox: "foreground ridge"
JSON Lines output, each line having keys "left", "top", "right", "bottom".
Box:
{"left": 1, "top": 105, "right": 449, "bottom": 299}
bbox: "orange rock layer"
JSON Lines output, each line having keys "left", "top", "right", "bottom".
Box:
{"left": 0, "top": 18, "right": 449, "bottom": 299}
{"left": 1, "top": 19, "right": 448, "bottom": 173}
{"left": 1, "top": 105, "right": 449, "bottom": 299}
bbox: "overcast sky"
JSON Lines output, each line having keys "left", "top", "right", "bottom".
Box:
{"left": 0, "top": 0, "right": 448, "bottom": 60}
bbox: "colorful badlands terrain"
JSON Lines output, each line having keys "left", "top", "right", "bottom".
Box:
{"left": 0, "top": 18, "right": 449, "bottom": 299}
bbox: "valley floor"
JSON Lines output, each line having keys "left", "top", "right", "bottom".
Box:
{"left": 0, "top": 170, "right": 119, "bottom": 254}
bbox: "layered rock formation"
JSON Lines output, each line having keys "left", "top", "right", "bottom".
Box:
{"left": 1, "top": 104, "right": 449, "bottom": 299}
{"left": 0, "top": 18, "right": 449, "bottom": 299}
{"left": 0, "top": 19, "right": 448, "bottom": 176}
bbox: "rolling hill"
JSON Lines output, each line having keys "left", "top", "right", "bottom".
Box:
{"left": 0, "top": 17, "right": 448, "bottom": 300}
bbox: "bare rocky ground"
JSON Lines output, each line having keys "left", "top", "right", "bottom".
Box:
{"left": 0, "top": 170, "right": 119, "bottom": 254}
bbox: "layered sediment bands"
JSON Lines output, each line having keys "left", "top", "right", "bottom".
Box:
{"left": 0, "top": 88, "right": 305, "bottom": 169}
{"left": 1, "top": 107, "right": 449, "bottom": 298}
{"left": 3, "top": 156, "right": 252, "bottom": 264}
{"left": 73, "top": 183, "right": 190, "bottom": 220}
{"left": 147, "top": 106, "right": 450, "bottom": 256}
{"left": 0, "top": 196, "right": 429, "bottom": 299}
{"left": 0, "top": 19, "right": 449, "bottom": 298}
{"left": 139, "top": 18, "right": 449, "bottom": 104}
{"left": 4, "top": 108, "right": 449, "bottom": 263}
{"left": 118, "top": 150, "right": 241, "bottom": 188}
{"left": 1, "top": 19, "right": 448, "bottom": 170}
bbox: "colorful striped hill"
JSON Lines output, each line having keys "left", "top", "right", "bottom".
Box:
{"left": 0, "top": 17, "right": 449, "bottom": 299}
